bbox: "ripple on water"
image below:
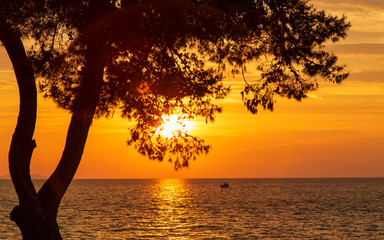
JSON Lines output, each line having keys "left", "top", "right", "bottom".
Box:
{"left": 1, "top": 178, "right": 384, "bottom": 239}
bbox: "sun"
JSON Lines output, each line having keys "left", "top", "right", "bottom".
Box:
{"left": 156, "top": 114, "right": 193, "bottom": 139}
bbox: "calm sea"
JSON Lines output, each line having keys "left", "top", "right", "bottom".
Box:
{"left": 1, "top": 178, "right": 384, "bottom": 239}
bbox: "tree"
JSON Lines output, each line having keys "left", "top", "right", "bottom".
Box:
{"left": 0, "top": 1, "right": 62, "bottom": 238}
{"left": 1, "top": 0, "right": 350, "bottom": 239}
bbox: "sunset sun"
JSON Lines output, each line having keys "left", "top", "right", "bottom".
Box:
{"left": 156, "top": 115, "right": 193, "bottom": 139}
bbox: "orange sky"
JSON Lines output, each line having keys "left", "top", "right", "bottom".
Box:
{"left": 1, "top": 0, "right": 384, "bottom": 178}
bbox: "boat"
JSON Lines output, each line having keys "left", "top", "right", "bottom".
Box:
{"left": 220, "top": 182, "right": 229, "bottom": 188}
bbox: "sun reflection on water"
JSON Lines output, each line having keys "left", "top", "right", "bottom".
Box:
{"left": 149, "top": 178, "right": 196, "bottom": 239}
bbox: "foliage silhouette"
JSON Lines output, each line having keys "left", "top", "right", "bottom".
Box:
{"left": 1, "top": 0, "right": 349, "bottom": 239}
{"left": 31, "top": 0, "right": 349, "bottom": 167}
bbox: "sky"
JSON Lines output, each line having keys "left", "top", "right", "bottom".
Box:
{"left": 1, "top": 0, "right": 384, "bottom": 179}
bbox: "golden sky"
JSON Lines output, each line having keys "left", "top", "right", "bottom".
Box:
{"left": 1, "top": 0, "right": 384, "bottom": 178}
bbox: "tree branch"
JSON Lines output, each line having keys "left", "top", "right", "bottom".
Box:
{"left": 0, "top": 19, "right": 40, "bottom": 211}
{"left": 38, "top": 14, "right": 107, "bottom": 213}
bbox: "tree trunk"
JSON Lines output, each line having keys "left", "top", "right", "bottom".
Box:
{"left": 38, "top": 38, "right": 106, "bottom": 215}
{"left": 1, "top": 20, "right": 104, "bottom": 239}
{"left": 1, "top": 20, "right": 62, "bottom": 239}
{"left": 37, "top": 0, "right": 108, "bottom": 214}
{"left": 1, "top": 1, "right": 108, "bottom": 238}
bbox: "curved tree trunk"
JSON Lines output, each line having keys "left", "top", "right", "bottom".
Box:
{"left": 1, "top": 1, "right": 108, "bottom": 238}
{"left": 1, "top": 15, "right": 105, "bottom": 239}
{"left": 38, "top": 35, "right": 106, "bottom": 216}
{"left": 37, "top": 0, "right": 108, "bottom": 218}
{"left": 1, "top": 20, "right": 61, "bottom": 239}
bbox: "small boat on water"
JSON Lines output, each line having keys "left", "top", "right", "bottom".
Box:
{"left": 220, "top": 182, "right": 229, "bottom": 188}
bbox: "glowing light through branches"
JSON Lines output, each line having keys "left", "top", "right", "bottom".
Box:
{"left": 156, "top": 115, "right": 193, "bottom": 139}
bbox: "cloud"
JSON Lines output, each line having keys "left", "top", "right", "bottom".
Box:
{"left": 313, "top": 0, "right": 384, "bottom": 12}
{"left": 0, "top": 48, "right": 12, "bottom": 70}
{"left": 313, "top": 0, "right": 384, "bottom": 38}
{"left": 327, "top": 43, "right": 384, "bottom": 55}
{"left": 0, "top": 80, "right": 16, "bottom": 91}
{"left": 348, "top": 71, "right": 384, "bottom": 82}
{"left": 0, "top": 70, "right": 16, "bottom": 91}
{"left": 334, "top": 30, "right": 384, "bottom": 44}
{"left": 306, "top": 93, "right": 323, "bottom": 100}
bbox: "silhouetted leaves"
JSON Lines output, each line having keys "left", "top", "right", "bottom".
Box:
{"left": 128, "top": 121, "right": 210, "bottom": 170}
{"left": 23, "top": 0, "right": 349, "bottom": 169}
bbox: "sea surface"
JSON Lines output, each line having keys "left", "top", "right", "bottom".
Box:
{"left": 1, "top": 178, "right": 384, "bottom": 239}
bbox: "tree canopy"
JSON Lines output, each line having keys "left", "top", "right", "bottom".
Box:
{"left": 29, "top": 0, "right": 349, "bottom": 169}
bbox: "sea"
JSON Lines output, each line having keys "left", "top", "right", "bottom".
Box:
{"left": 1, "top": 178, "right": 384, "bottom": 239}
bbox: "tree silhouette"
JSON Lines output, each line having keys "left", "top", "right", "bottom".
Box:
{"left": 1, "top": 0, "right": 349, "bottom": 239}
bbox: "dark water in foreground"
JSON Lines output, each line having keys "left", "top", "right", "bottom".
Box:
{"left": 1, "top": 178, "right": 384, "bottom": 239}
